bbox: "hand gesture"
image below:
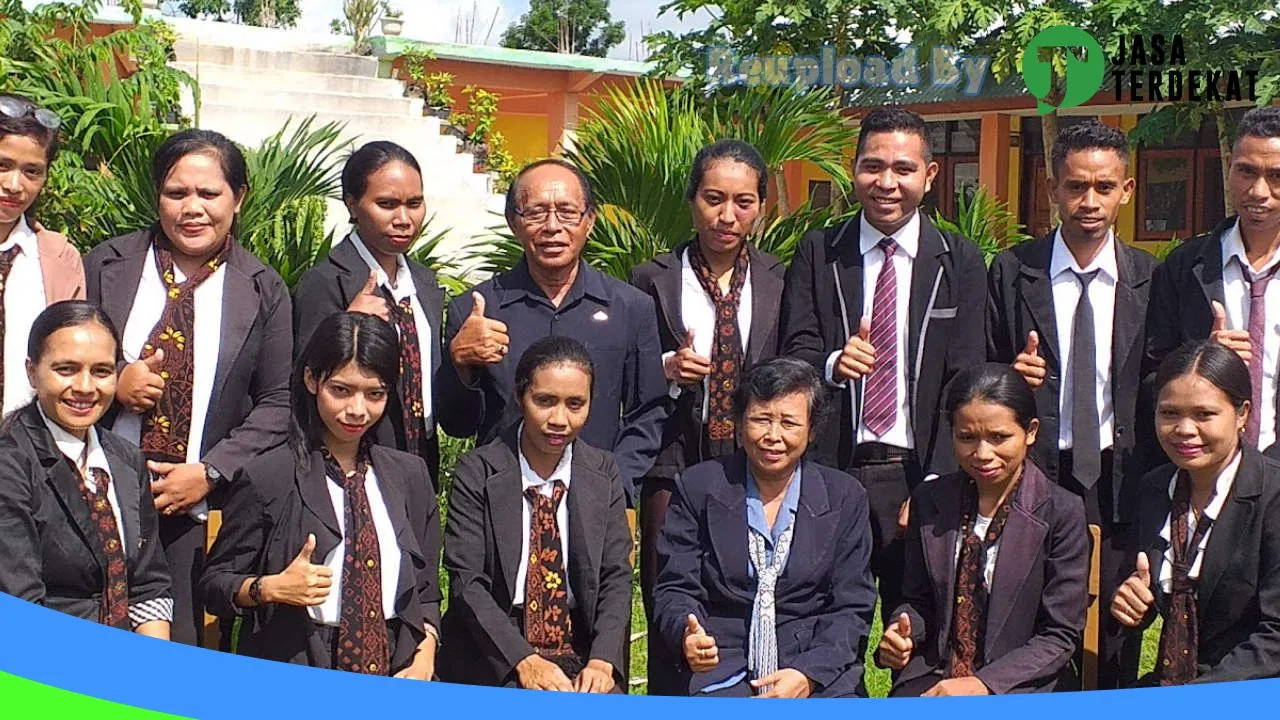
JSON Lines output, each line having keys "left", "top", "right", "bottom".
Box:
{"left": 348, "top": 271, "right": 391, "bottom": 321}
{"left": 664, "top": 328, "right": 712, "bottom": 384}
{"left": 877, "top": 612, "right": 914, "bottom": 670}
{"left": 149, "top": 461, "right": 211, "bottom": 515}
{"left": 118, "top": 349, "right": 166, "bottom": 413}
{"left": 1012, "top": 331, "right": 1047, "bottom": 387}
{"left": 750, "top": 668, "right": 813, "bottom": 698}
{"left": 449, "top": 292, "right": 510, "bottom": 368}
{"left": 1210, "top": 300, "right": 1253, "bottom": 364}
{"left": 1111, "top": 552, "right": 1155, "bottom": 628}
{"left": 265, "top": 534, "right": 333, "bottom": 607}
{"left": 515, "top": 653, "right": 573, "bottom": 691}
{"left": 683, "top": 614, "right": 719, "bottom": 672}
{"left": 572, "top": 659, "right": 616, "bottom": 694}
{"left": 835, "top": 317, "right": 877, "bottom": 382}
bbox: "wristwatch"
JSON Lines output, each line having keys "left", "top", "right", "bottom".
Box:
{"left": 205, "top": 464, "right": 227, "bottom": 491}
{"left": 248, "top": 576, "right": 265, "bottom": 605}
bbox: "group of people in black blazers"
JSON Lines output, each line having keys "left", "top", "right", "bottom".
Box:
{"left": 2, "top": 89, "right": 1279, "bottom": 693}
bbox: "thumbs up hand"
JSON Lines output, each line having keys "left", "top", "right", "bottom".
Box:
{"left": 835, "top": 317, "right": 877, "bottom": 382}
{"left": 877, "top": 612, "right": 915, "bottom": 670}
{"left": 449, "top": 292, "right": 511, "bottom": 371}
{"left": 1012, "top": 331, "right": 1048, "bottom": 388}
{"left": 1111, "top": 552, "right": 1156, "bottom": 628}
{"left": 260, "top": 534, "right": 333, "bottom": 608}
{"left": 117, "top": 348, "right": 167, "bottom": 413}
{"left": 683, "top": 614, "right": 719, "bottom": 672}
{"left": 1209, "top": 300, "right": 1254, "bottom": 364}
{"left": 347, "top": 270, "right": 391, "bottom": 321}
{"left": 663, "top": 328, "right": 712, "bottom": 384}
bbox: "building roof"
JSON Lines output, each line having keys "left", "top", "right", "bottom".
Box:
{"left": 373, "top": 37, "right": 662, "bottom": 77}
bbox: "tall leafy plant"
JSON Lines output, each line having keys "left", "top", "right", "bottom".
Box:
{"left": 243, "top": 196, "right": 333, "bottom": 290}
{"left": 932, "top": 186, "right": 1031, "bottom": 266}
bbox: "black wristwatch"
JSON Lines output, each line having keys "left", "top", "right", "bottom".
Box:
{"left": 205, "top": 464, "right": 227, "bottom": 491}
{"left": 248, "top": 576, "right": 265, "bottom": 605}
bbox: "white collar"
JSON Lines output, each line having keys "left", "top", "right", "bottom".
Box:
{"left": 859, "top": 210, "right": 920, "bottom": 258}
{"left": 1164, "top": 450, "right": 1242, "bottom": 528}
{"left": 1221, "top": 218, "right": 1280, "bottom": 277}
{"left": 348, "top": 230, "right": 414, "bottom": 298}
{"left": 0, "top": 215, "right": 40, "bottom": 256}
{"left": 516, "top": 423, "right": 574, "bottom": 490}
{"left": 1049, "top": 227, "right": 1119, "bottom": 283}
{"left": 37, "top": 403, "right": 111, "bottom": 476}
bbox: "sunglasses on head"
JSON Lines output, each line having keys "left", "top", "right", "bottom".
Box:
{"left": 0, "top": 96, "right": 61, "bottom": 131}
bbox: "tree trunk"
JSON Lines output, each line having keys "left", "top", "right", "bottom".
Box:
{"left": 1040, "top": 108, "right": 1060, "bottom": 229}
{"left": 1217, "top": 106, "right": 1233, "bottom": 217}
{"left": 775, "top": 169, "right": 791, "bottom": 219}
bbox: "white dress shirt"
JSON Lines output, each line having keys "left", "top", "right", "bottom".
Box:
{"left": 1049, "top": 229, "right": 1118, "bottom": 451}
{"left": 310, "top": 463, "right": 404, "bottom": 625}
{"left": 662, "top": 246, "right": 753, "bottom": 422}
{"left": 514, "top": 431, "right": 575, "bottom": 607}
{"left": 116, "top": 244, "right": 225, "bottom": 521}
{"left": 825, "top": 212, "right": 920, "bottom": 449}
{"left": 38, "top": 405, "right": 174, "bottom": 627}
{"left": 1, "top": 216, "right": 47, "bottom": 415}
{"left": 1221, "top": 220, "right": 1280, "bottom": 449}
{"left": 954, "top": 514, "right": 1000, "bottom": 589}
{"left": 347, "top": 232, "right": 434, "bottom": 427}
{"left": 1158, "top": 451, "right": 1241, "bottom": 594}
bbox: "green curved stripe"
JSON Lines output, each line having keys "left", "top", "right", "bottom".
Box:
{"left": 0, "top": 671, "right": 189, "bottom": 718}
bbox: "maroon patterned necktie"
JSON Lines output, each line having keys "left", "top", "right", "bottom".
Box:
{"left": 1156, "top": 471, "right": 1216, "bottom": 685}
{"left": 1243, "top": 262, "right": 1280, "bottom": 446}
{"left": 0, "top": 245, "right": 20, "bottom": 407}
{"left": 863, "top": 238, "right": 899, "bottom": 436}
{"left": 139, "top": 238, "right": 232, "bottom": 463}
{"left": 688, "top": 242, "right": 750, "bottom": 457}
{"left": 72, "top": 462, "right": 130, "bottom": 629}
{"left": 323, "top": 445, "right": 392, "bottom": 675}
{"left": 380, "top": 289, "right": 426, "bottom": 457}
{"left": 947, "top": 476, "right": 1020, "bottom": 678}
{"left": 524, "top": 481, "right": 575, "bottom": 658}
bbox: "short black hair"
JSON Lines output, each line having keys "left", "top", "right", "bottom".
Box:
{"left": 342, "top": 140, "right": 422, "bottom": 202}
{"left": 504, "top": 158, "right": 596, "bottom": 225}
{"left": 514, "top": 334, "right": 595, "bottom": 399}
{"left": 27, "top": 300, "right": 121, "bottom": 365}
{"left": 1052, "top": 120, "right": 1130, "bottom": 178}
{"left": 152, "top": 128, "right": 249, "bottom": 198}
{"left": 685, "top": 139, "right": 768, "bottom": 202}
{"left": 1154, "top": 340, "right": 1251, "bottom": 412}
{"left": 732, "top": 357, "right": 827, "bottom": 428}
{"left": 944, "top": 363, "right": 1039, "bottom": 431}
{"left": 855, "top": 107, "right": 932, "bottom": 162}
{"left": 1234, "top": 106, "right": 1280, "bottom": 152}
{"left": 0, "top": 94, "right": 59, "bottom": 163}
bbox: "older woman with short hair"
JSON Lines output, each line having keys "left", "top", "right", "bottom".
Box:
{"left": 652, "top": 357, "right": 877, "bottom": 697}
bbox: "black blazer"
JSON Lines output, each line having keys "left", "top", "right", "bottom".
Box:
{"left": 1145, "top": 216, "right": 1280, "bottom": 450}
{"left": 199, "top": 444, "right": 442, "bottom": 672}
{"left": 1128, "top": 446, "right": 1280, "bottom": 683}
{"left": 292, "top": 238, "right": 445, "bottom": 473}
{"left": 779, "top": 212, "right": 987, "bottom": 476}
{"left": 0, "top": 404, "right": 171, "bottom": 624}
{"left": 629, "top": 242, "right": 786, "bottom": 478}
{"left": 438, "top": 431, "right": 632, "bottom": 687}
{"left": 84, "top": 230, "right": 293, "bottom": 481}
{"left": 986, "top": 233, "right": 1159, "bottom": 519}
{"left": 892, "top": 464, "right": 1088, "bottom": 694}
{"left": 653, "top": 452, "right": 877, "bottom": 697}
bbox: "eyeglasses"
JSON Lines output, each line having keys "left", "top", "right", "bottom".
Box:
{"left": 513, "top": 206, "right": 586, "bottom": 226}
{"left": 0, "top": 96, "right": 61, "bottom": 131}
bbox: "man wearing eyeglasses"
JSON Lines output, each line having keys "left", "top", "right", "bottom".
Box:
{"left": 438, "top": 159, "right": 669, "bottom": 506}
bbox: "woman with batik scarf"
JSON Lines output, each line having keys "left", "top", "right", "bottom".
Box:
{"left": 83, "top": 129, "right": 293, "bottom": 645}
{"left": 200, "top": 311, "right": 441, "bottom": 677}
{"left": 630, "top": 139, "right": 786, "bottom": 694}
{"left": 878, "top": 363, "right": 1088, "bottom": 696}
{"left": 1111, "top": 341, "right": 1280, "bottom": 685}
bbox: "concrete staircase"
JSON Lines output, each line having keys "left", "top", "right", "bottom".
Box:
{"left": 168, "top": 19, "right": 504, "bottom": 266}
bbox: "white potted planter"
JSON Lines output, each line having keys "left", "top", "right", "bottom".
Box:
{"left": 142, "top": 0, "right": 160, "bottom": 9}
{"left": 381, "top": 16, "right": 404, "bottom": 36}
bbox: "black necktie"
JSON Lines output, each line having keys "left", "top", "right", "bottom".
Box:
{"left": 1070, "top": 269, "right": 1101, "bottom": 488}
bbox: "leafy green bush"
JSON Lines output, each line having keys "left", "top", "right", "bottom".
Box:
{"left": 243, "top": 195, "right": 333, "bottom": 290}
{"left": 932, "top": 186, "right": 1032, "bottom": 266}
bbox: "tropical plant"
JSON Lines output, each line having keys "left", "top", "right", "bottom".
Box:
{"left": 238, "top": 117, "right": 349, "bottom": 242}
{"left": 500, "top": 0, "right": 626, "bottom": 58}
{"left": 407, "top": 212, "right": 472, "bottom": 297}
{"left": 243, "top": 196, "right": 333, "bottom": 290}
{"left": 452, "top": 85, "right": 500, "bottom": 144}
{"left": 485, "top": 131, "right": 521, "bottom": 192}
{"left": 932, "top": 186, "right": 1032, "bottom": 266}
{"left": 332, "top": 0, "right": 384, "bottom": 55}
